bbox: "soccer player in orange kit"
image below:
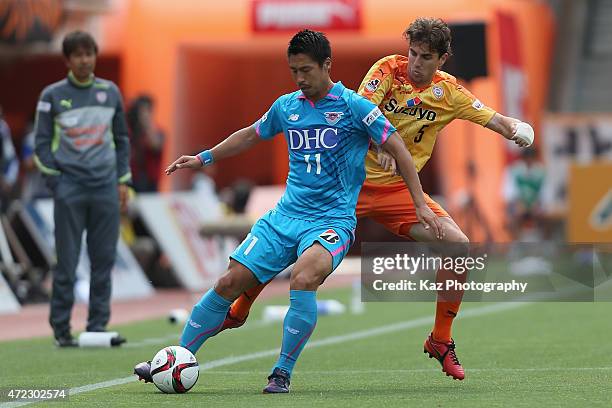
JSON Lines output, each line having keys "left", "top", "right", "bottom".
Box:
{"left": 219, "top": 17, "right": 534, "bottom": 381}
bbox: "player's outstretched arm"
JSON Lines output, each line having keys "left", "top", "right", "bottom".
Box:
{"left": 485, "top": 113, "right": 534, "bottom": 147}
{"left": 165, "top": 126, "right": 260, "bottom": 175}
{"left": 382, "top": 133, "right": 444, "bottom": 239}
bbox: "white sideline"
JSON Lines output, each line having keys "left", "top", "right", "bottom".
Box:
{"left": 200, "top": 367, "right": 612, "bottom": 375}
{"left": 124, "top": 318, "right": 274, "bottom": 349}
{"left": 0, "top": 302, "right": 528, "bottom": 407}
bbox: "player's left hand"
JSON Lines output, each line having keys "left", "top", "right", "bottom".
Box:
{"left": 118, "top": 183, "right": 130, "bottom": 213}
{"left": 416, "top": 204, "right": 444, "bottom": 240}
{"left": 511, "top": 122, "right": 534, "bottom": 147}
{"left": 377, "top": 151, "right": 398, "bottom": 175}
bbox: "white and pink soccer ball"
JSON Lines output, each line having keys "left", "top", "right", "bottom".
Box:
{"left": 150, "top": 346, "right": 199, "bottom": 393}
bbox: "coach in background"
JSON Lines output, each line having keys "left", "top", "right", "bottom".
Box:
{"left": 34, "top": 31, "right": 131, "bottom": 347}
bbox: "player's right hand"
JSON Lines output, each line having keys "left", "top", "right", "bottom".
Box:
{"left": 416, "top": 204, "right": 444, "bottom": 240}
{"left": 377, "top": 150, "right": 398, "bottom": 175}
{"left": 511, "top": 122, "right": 534, "bottom": 147}
{"left": 165, "top": 155, "right": 203, "bottom": 175}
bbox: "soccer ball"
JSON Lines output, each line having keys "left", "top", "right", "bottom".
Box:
{"left": 150, "top": 346, "right": 199, "bottom": 393}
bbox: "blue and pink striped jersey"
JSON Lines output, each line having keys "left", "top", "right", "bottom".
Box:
{"left": 253, "top": 82, "right": 395, "bottom": 229}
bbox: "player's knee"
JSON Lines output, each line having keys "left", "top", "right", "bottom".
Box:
{"left": 215, "top": 270, "right": 244, "bottom": 300}
{"left": 290, "top": 270, "right": 322, "bottom": 291}
{"left": 440, "top": 222, "right": 469, "bottom": 243}
{"left": 440, "top": 227, "right": 470, "bottom": 257}
{"left": 449, "top": 231, "right": 469, "bottom": 244}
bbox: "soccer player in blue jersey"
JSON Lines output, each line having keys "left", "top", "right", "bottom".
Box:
{"left": 134, "top": 29, "right": 442, "bottom": 393}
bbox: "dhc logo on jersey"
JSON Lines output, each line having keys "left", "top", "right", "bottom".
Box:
{"left": 288, "top": 127, "right": 339, "bottom": 150}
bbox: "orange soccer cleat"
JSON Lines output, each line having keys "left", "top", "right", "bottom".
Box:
{"left": 423, "top": 333, "right": 465, "bottom": 380}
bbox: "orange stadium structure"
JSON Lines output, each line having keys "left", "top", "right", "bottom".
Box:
{"left": 97, "top": 0, "right": 554, "bottom": 241}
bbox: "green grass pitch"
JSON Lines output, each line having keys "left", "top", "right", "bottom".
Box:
{"left": 1, "top": 286, "right": 611, "bottom": 407}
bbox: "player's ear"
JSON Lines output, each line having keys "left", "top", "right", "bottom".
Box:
{"left": 438, "top": 53, "right": 449, "bottom": 69}
{"left": 323, "top": 57, "right": 332, "bottom": 73}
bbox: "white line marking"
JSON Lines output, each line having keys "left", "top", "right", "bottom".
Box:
{"left": 0, "top": 302, "right": 528, "bottom": 407}
{"left": 199, "top": 367, "right": 612, "bottom": 375}
{"left": 124, "top": 319, "right": 272, "bottom": 348}
{"left": 124, "top": 334, "right": 179, "bottom": 348}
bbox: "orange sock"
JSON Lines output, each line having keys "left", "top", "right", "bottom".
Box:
{"left": 229, "top": 281, "right": 270, "bottom": 321}
{"left": 432, "top": 301, "right": 461, "bottom": 343}
{"left": 432, "top": 268, "right": 466, "bottom": 343}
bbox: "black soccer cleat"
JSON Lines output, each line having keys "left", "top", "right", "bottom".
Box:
{"left": 262, "top": 368, "right": 291, "bottom": 394}
{"left": 134, "top": 361, "right": 153, "bottom": 383}
{"left": 54, "top": 334, "right": 78, "bottom": 348}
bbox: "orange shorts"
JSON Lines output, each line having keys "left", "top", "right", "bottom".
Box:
{"left": 356, "top": 181, "right": 449, "bottom": 238}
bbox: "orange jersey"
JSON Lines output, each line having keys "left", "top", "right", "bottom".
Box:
{"left": 358, "top": 55, "right": 496, "bottom": 184}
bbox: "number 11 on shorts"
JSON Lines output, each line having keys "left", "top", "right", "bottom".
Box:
{"left": 242, "top": 234, "right": 259, "bottom": 256}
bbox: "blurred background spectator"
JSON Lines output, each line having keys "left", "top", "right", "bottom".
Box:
{"left": 127, "top": 94, "right": 165, "bottom": 193}
{"left": 0, "top": 105, "right": 19, "bottom": 212}
{"left": 502, "top": 147, "right": 546, "bottom": 241}
{"left": 20, "top": 114, "right": 52, "bottom": 203}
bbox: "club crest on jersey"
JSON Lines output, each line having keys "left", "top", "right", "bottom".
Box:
{"left": 406, "top": 97, "right": 422, "bottom": 107}
{"left": 319, "top": 229, "right": 340, "bottom": 244}
{"left": 472, "top": 99, "right": 484, "bottom": 110}
{"left": 324, "top": 112, "right": 344, "bottom": 125}
{"left": 432, "top": 86, "right": 444, "bottom": 100}
{"left": 365, "top": 78, "right": 380, "bottom": 92}
{"left": 96, "top": 91, "right": 107, "bottom": 104}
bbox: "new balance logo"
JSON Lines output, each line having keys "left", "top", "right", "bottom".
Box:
{"left": 319, "top": 229, "right": 340, "bottom": 244}
{"left": 188, "top": 319, "right": 201, "bottom": 329}
{"left": 286, "top": 327, "right": 300, "bottom": 335}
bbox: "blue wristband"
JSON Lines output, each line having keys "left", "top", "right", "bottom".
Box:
{"left": 197, "top": 150, "right": 214, "bottom": 166}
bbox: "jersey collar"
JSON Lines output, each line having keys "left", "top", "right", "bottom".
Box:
{"left": 403, "top": 71, "right": 445, "bottom": 93}
{"left": 297, "top": 81, "right": 345, "bottom": 102}
{"left": 324, "top": 81, "right": 344, "bottom": 100}
{"left": 68, "top": 71, "right": 94, "bottom": 88}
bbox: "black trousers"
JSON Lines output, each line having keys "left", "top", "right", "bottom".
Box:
{"left": 49, "top": 179, "right": 119, "bottom": 338}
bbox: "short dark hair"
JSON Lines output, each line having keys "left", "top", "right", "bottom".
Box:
{"left": 62, "top": 31, "right": 98, "bottom": 58}
{"left": 403, "top": 17, "right": 452, "bottom": 57}
{"left": 287, "top": 29, "right": 331, "bottom": 66}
